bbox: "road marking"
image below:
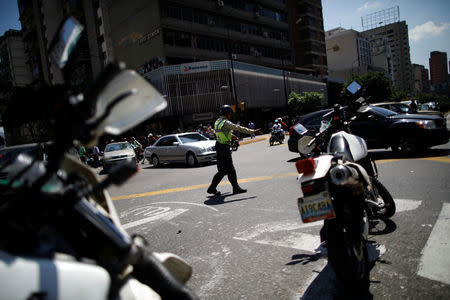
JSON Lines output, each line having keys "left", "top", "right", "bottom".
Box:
{"left": 234, "top": 199, "right": 420, "bottom": 253}
{"left": 111, "top": 152, "right": 450, "bottom": 201}
{"left": 422, "top": 157, "right": 450, "bottom": 164}
{"left": 377, "top": 156, "right": 450, "bottom": 165}
{"left": 111, "top": 172, "right": 297, "bottom": 201}
{"left": 395, "top": 199, "right": 422, "bottom": 212}
{"left": 149, "top": 201, "right": 219, "bottom": 212}
{"left": 418, "top": 203, "right": 450, "bottom": 285}
{"left": 122, "top": 207, "right": 188, "bottom": 229}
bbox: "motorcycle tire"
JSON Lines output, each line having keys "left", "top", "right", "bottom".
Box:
{"left": 231, "top": 143, "right": 238, "bottom": 151}
{"left": 325, "top": 219, "right": 370, "bottom": 294}
{"left": 370, "top": 177, "right": 396, "bottom": 220}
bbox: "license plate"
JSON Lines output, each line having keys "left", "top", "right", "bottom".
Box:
{"left": 298, "top": 191, "right": 335, "bottom": 223}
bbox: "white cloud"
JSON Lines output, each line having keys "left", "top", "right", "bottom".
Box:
{"left": 409, "top": 21, "right": 450, "bottom": 42}
{"left": 357, "top": 2, "right": 382, "bottom": 12}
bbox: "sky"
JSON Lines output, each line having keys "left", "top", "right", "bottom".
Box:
{"left": 1, "top": 0, "right": 449, "bottom": 72}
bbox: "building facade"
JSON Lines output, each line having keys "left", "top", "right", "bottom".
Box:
{"left": 144, "top": 59, "right": 327, "bottom": 130}
{"left": 325, "top": 27, "right": 390, "bottom": 82}
{"left": 363, "top": 21, "right": 412, "bottom": 94}
{"left": 17, "top": 0, "right": 109, "bottom": 87}
{"left": 0, "top": 29, "right": 32, "bottom": 88}
{"left": 287, "top": 0, "right": 327, "bottom": 76}
{"left": 429, "top": 51, "right": 448, "bottom": 85}
{"left": 412, "top": 63, "right": 430, "bottom": 96}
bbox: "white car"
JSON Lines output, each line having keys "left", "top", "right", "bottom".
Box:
{"left": 145, "top": 132, "right": 216, "bottom": 167}
{"left": 103, "top": 142, "right": 136, "bottom": 172}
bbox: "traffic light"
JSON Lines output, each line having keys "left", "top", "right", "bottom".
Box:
{"left": 240, "top": 102, "right": 245, "bottom": 111}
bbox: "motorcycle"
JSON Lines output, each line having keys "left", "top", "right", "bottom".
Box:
{"left": 295, "top": 129, "right": 372, "bottom": 295}
{"left": 269, "top": 127, "right": 285, "bottom": 146}
{"left": 0, "top": 17, "right": 198, "bottom": 300}
{"left": 230, "top": 138, "right": 239, "bottom": 151}
{"left": 297, "top": 99, "right": 395, "bottom": 221}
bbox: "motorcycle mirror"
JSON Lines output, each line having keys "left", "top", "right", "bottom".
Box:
{"left": 346, "top": 81, "right": 361, "bottom": 95}
{"left": 48, "top": 17, "right": 84, "bottom": 69}
{"left": 87, "top": 69, "right": 167, "bottom": 138}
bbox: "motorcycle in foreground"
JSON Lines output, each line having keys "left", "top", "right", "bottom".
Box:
{"left": 0, "top": 17, "right": 198, "bottom": 300}
{"left": 296, "top": 99, "right": 395, "bottom": 221}
{"left": 295, "top": 129, "right": 372, "bottom": 295}
{"left": 269, "top": 127, "right": 285, "bottom": 146}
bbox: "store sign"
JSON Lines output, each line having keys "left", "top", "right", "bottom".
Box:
{"left": 193, "top": 112, "right": 214, "bottom": 121}
{"left": 138, "top": 28, "right": 160, "bottom": 45}
{"left": 181, "top": 61, "right": 211, "bottom": 74}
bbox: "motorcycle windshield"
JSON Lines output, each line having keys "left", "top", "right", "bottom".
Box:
{"left": 293, "top": 123, "right": 308, "bottom": 135}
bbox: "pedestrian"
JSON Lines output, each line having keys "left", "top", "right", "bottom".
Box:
{"left": 207, "top": 105, "right": 259, "bottom": 195}
{"left": 78, "top": 144, "right": 87, "bottom": 163}
{"left": 92, "top": 145, "right": 100, "bottom": 167}
{"left": 248, "top": 121, "right": 255, "bottom": 139}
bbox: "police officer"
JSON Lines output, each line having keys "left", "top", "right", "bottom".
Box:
{"left": 207, "top": 105, "right": 259, "bottom": 195}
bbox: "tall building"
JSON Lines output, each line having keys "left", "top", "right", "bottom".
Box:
{"left": 0, "top": 29, "right": 32, "bottom": 88}
{"left": 17, "top": 0, "right": 109, "bottom": 87}
{"left": 412, "top": 63, "right": 430, "bottom": 95}
{"left": 429, "top": 51, "right": 448, "bottom": 85}
{"left": 325, "top": 27, "right": 390, "bottom": 82}
{"left": 288, "top": 0, "right": 327, "bottom": 76}
{"left": 104, "top": 0, "right": 296, "bottom": 73}
{"left": 363, "top": 21, "right": 412, "bottom": 94}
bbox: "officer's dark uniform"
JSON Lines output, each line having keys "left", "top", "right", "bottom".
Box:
{"left": 207, "top": 105, "right": 255, "bottom": 195}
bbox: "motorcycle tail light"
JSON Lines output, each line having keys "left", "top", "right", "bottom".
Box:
{"left": 295, "top": 157, "right": 316, "bottom": 175}
{"left": 289, "top": 126, "right": 293, "bottom": 136}
{"left": 301, "top": 182, "right": 314, "bottom": 194}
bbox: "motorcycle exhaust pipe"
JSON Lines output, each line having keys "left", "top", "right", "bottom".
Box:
{"left": 329, "top": 164, "right": 359, "bottom": 186}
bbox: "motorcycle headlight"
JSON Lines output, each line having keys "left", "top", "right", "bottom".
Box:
{"left": 416, "top": 120, "right": 436, "bottom": 129}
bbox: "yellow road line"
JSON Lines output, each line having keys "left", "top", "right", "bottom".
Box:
{"left": 377, "top": 156, "right": 450, "bottom": 164}
{"left": 422, "top": 157, "right": 450, "bottom": 164}
{"left": 111, "top": 155, "right": 449, "bottom": 201}
{"left": 111, "top": 172, "right": 298, "bottom": 201}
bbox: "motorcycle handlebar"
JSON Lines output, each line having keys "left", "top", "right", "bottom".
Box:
{"left": 132, "top": 250, "right": 199, "bottom": 300}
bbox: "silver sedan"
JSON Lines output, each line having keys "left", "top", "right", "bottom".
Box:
{"left": 144, "top": 133, "right": 216, "bottom": 167}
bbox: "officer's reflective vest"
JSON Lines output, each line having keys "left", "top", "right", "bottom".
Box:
{"left": 214, "top": 117, "right": 232, "bottom": 144}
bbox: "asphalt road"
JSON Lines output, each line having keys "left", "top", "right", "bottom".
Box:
{"left": 104, "top": 134, "right": 450, "bottom": 300}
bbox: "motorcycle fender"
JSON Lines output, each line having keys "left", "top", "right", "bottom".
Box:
{"left": 298, "top": 154, "right": 333, "bottom": 183}
{"left": 0, "top": 250, "right": 110, "bottom": 300}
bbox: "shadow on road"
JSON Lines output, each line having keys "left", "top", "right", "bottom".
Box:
{"left": 140, "top": 161, "right": 216, "bottom": 170}
{"left": 204, "top": 193, "right": 256, "bottom": 206}
{"left": 289, "top": 241, "right": 386, "bottom": 299}
{"left": 369, "top": 147, "right": 450, "bottom": 161}
{"left": 286, "top": 145, "right": 449, "bottom": 164}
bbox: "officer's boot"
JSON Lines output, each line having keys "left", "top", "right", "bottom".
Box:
{"left": 229, "top": 169, "right": 247, "bottom": 194}
{"left": 207, "top": 173, "right": 223, "bottom": 195}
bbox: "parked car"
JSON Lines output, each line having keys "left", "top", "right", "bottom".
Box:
{"left": 288, "top": 109, "right": 332, "bottom": 152}
{"left": 288, "top": 106, "right": 449, "bottom": 154}
{"left": 102, "top": 142, "right": 136, "bottom": 173}
{"left": 349, "top": 106, "right": 448, "bottom": 152}
{"left": 144, "top": 132, "right": 216, "bottom": 167}
{"left": 374, "top": 101, "right": 443, "bottom": 117}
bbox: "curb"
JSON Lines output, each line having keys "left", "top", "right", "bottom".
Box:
{"left": 239, "top": 135, "right": 269, "bottom": 145}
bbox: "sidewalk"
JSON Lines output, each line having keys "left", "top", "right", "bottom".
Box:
{"left": 238, "top": 134, "right": 270, "bottom": 145}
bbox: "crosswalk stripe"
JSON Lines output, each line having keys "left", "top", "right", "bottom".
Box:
{"left": 417, "top": 203, "right": 450, "bottom": 285}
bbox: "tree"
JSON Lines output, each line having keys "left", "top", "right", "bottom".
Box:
{"left": 340, "top": 72, "right": 392, "bottom": 104}
{"left": 288, "top": 91, "right": 324, "bottom": 114}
